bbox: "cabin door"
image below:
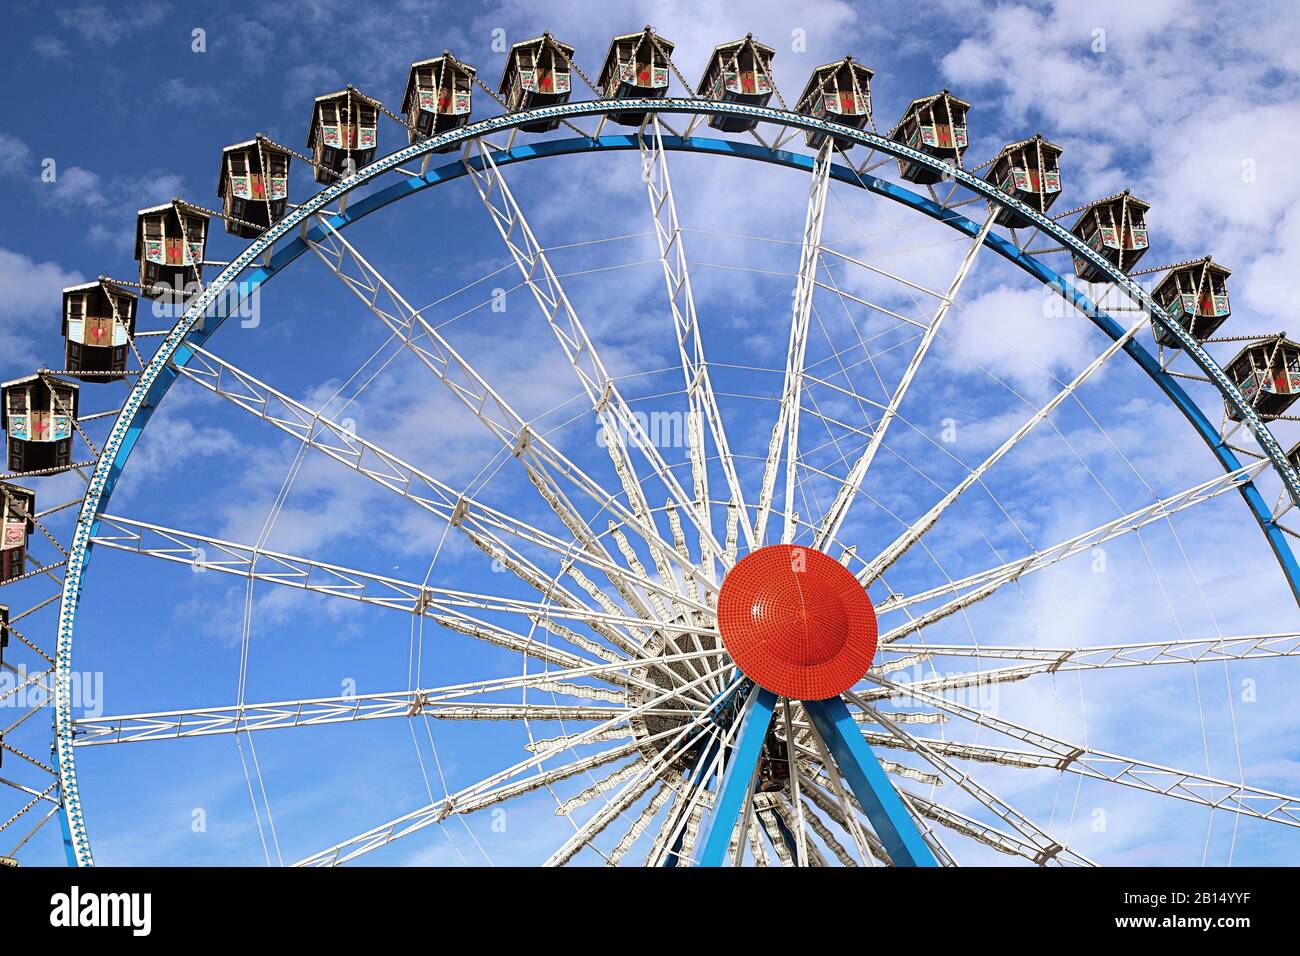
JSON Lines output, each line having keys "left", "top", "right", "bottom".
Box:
{"left": 166, "top": 237, "right": 184, "bottom": 265}
{"left": 839, "top": 90, "right": 856, "bottom": 114}
{"left": 86, "top": 314, "right": 114, "bottom": 346}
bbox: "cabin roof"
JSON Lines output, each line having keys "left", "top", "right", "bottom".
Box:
{"left": 797, "top": 57, "right": 873, "bottom": 104}
{"left": 1225, "top": 337, "right": 1300, "bottom": 374}
{"left": 1, "top": 376, "right": 77, "bottom": 431}
{"left": 134, "top": 201, "right": 208, "bottom": 261}
{"left": 888, "top": 90, "right": 972, "bottom": 140}
{"left": 497, "top": 35, "right": 577, "bottom": 94}
{"left": 0, "top": 481, "right": 35, "bottom": 504}
{"left": 597, "top": 30, "right": 675, "bottom": 87}
{"left": 307, "top": 88, "right": 380, "bottom": 149}
{"left": 1077, "top": 190, "right": 1152, "bottom": 216}
{"left": 1152, "top": 257, "right": 1233, "bottom": 297}
{"left": 61, "top": 278, "right": 134, "bottom": 302}
{"left": 994, "top": 134, "right": 1063, "bottom": 158}
{"left": 696, "top": 36, "right": 777, "bottom": 95}
{"left": 216, "top": 137, "right": 291, "bottom": 198}
{"left": 401, "top": 55, "right": 478, "bottom": 116}
{"left": 2, "top": 373, "right": 78, "bottom": 392}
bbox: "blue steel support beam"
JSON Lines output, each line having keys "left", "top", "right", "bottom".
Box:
{"left": 805, "top": 694, "right": 938, "bottom": 867}
{"left": 696, "top": 685, "right": 776, "bottom": 866}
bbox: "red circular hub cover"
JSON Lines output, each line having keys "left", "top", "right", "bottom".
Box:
{"left": 717, "top": 544, "right": 877, "bottom": 700}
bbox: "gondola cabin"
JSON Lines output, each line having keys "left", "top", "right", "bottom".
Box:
{"left": 890, "top": 91, "right": 970, "bottom": 184}
{"left": 1153, "top": 258, "right": 1231, "bottom": 348}
{"left": 1069, "top": 191, "right": 1150, "bottom": 281}
{"left": 216, "top": 138, "right": 290, "bottom": 238}
{"left": 1224, "top": 339, "right": 1300, "bottom": 421}
{"left": 696, "top": 35, "right": 776, "bottom": 132}
{"left": 796, "top": 57, "right": 873, "bottom": 150}
{"left": 134, "top": 202, "right": 209, "bottom": 301}
{"left": 986, "top": 135, "right": 1063, "bottom": 228}
{"left": 499, "top": 34, "right": 575, "bottom": 132}
{"left": 597, "top": 28, "right": 673, "bottom": 126}
{"left": 0, "top": 484, "right": 35, "bottom": 584}
{"left": 3, "top": 376, "right": 78, "bottom": 474}
{"left": 307, "top": 88, "right": 378, "bottom": 184}
{"left": 62, "top": 279, "right": 136, "bottom": 380}
{"left": 402, "top": 54, "right": 475, "bottom": 149}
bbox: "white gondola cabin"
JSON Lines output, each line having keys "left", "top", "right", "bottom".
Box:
{"left": 1224, "top": 338, "right": 1300, "bottom": 421}
{"left": 307, "top": 88, "right": 379, "bottom": 184}
{"left": 216, "top": 138, "right": 290, "bottom": 238}
{"left": 696, "top": 35, "right": 776, "bottom": 133}
{"left": 402, "top": 53, "right": 475, "bottom": 149}
{"left": 3, "top": 375, "right": 78, "bottom": 474}
{"left": 796, "top": 57, "right": 873, "bottom": 150}
{"left": 986, "top": 135, "right": 1063, "bottom": 228}
{"left": 1069, "top": 191, "right": 1149, "bottom": 281}
{"left": 0, "top": 484, "right": 35, "bottom": 584}
{"left": 597, "top": 28, "right": 673, "bottom": 127}
{"left": 62, "top": 279, "right": 136, "bottom": 380}
{"left": 499, "top": 34, "right": 576, "bottom": 132}
{"left": 890, "top": 91, "right": 970, "bottom": 184}
{"left": 134, "top": 201, "right": 209, "bottom": 301}
{"left": 1153, "top": 258, "right": 1231, "bottom": 348}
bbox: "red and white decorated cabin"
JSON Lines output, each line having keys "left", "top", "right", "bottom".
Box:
{"left": 1224, "top": 338, "right": 1300, "bottom": 421}
{"left": 597, "top": 28, "right": 673, "bottom": 127}
{"left": 499, "top": 34, "right": 575, "bottom": 133}
{"left": 402, "top": 54, "right": 475, "bottom": 149}
{"left": 1069, "top": 191, "right": 1150, "bottom": 282}
{"left": 0, "top": 484, "right": 35, "bottom": 584}
{"left": 2, "top": 375, "right": 78, "bottom": 474}
{"left": 696, "top": 35, "right": 776, "bottom": 133}
{"left": 216, "top": 138, "right": 291, "bottom": 238}
{"left": 307, "top": 88, "right": 379, "bottom": 184}
{"left": 796, "top": 57, "right": 873, "bottom": 150}
{"left": 62, "top": 279, "right": 136, "bottom": 380}
{"left": 986, "top": 135, "right": 1063, "bottom": 228}
{"left": 1153, "top": 258, "right": 1232, "bottom": 348}
{"left": 890, "top": 90, "right": 971, "bottom": 184}
{"left": 134, "top": 201, "right": 209, "bottom": 301}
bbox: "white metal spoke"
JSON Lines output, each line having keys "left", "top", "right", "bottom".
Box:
{"left": 304, "top": 217, "right": 700, "bottom": 618}
{"left": 860, "top": 311, "right": 1151, "bottom": 585}
{"left": 295, "top": 661, "right": 734, "bottom": 866}
{"left": 862, "top": 677, "right": 1300, "bottom": 828}
{"left": 755, "top": 139, "right": 834, "bottom": 545}
{"left": 546, "top": 676, "right": 743, "bottom": 866}
{"left": 868, "top": 631, "right": 1300, "bottom": 701}
{"left": 465, "top": 139, "right": 728, "bottom": 568}
{"left": 639, "top": 117, "right": 754, "bottom": 554}
{"left": 852, "top": 697, "right": 1096, "bottom": 866}
{"left": 73, "top": 654, "right": 715, "bottom": 746}
{"left": 814, "top": 210, "right": 995, "bottom": 550}
{"left": 878, "top": 459, "right": 1267, "bottom": 624}
{"left": 171, "top": 343, "right": 710, "bottom": 623}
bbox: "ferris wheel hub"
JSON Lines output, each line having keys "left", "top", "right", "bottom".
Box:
{"left": 716, "top": 544, "right": 878, "bottom": 700}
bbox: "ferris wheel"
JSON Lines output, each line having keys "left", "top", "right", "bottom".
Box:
{"left": 4, "top": 25, "right": 1300, "bottom": 868}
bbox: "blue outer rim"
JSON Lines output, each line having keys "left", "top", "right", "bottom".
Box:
{"left": 51, "top": 98, "right": 1300, "bottom": 866}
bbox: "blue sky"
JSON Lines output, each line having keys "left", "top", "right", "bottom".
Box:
{"left": 3, "top": 0, "right": 1300, "bottom": 867}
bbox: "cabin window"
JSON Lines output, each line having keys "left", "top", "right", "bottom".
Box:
{"left": 144, "top": 217, "right": 162, "bottom": 240}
